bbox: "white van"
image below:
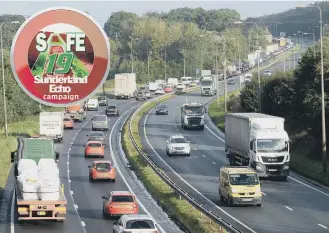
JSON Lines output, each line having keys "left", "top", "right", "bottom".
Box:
{"left": 87, "top": 99, "right": 99, "bottom": 111}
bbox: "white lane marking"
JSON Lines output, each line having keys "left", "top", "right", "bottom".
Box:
{"left": 202, "top": 155, "right": 206, "bottom": 158}
{"left": 318, "top": 224, "right": 328, "bottom": 229}
{"left": 288, "top": 176, "right": 329, "bottom": 198}
{"left": 10, "top": 190, "right": 15, "bottom": 233}
{"left": 205, "top": 124, "right": 329, "bottom": 198}
{"left": 144, "top": 109, "right": 257, "bottom": 233}
{"left": 71, "top": 191, "right": 74, "bottom": 195}
{"left": 285, "top": 206, "right": 293, "bottom": 211}
{"left": 212, "top": 162, "right": 216, "bottom": 165}
{"left": 194, "top": 148, "right": 197, "bottom": 151}
{"left": 109, "top": 106, "right": 167, "bottom": 233}
{"left": 74, "top": 204, "right": 79, "bottom": 209}
{"left": 68, "top": 179, "right": 71, "bottom": 183}
{"left": 81, "top": 221, "right": 86, "bottom": 227}
{"left": 261, "top": 192, "right": 267, "bottom": 196}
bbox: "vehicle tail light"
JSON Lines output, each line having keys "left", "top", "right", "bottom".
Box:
{"left": 132, "top": 203, "right": 137, "bottom": 209}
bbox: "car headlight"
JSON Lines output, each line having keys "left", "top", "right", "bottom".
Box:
{"left": 231, "top": 188, "right": 238, "bottom": 193}
{"left": 255, "top": 187, "right": 261, "bottom": 194}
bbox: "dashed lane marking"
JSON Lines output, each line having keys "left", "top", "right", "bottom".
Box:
{"left": 285, "top": 206, "right": 293, "bottom": 211}
{"left": 318, "top": 224, "right": 328, "bottom": 229}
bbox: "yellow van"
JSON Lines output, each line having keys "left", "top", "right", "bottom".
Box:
{"left": 219, "top": 166, "right": 262, "bottom": 207}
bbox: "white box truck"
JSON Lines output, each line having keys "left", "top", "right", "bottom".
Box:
{"left": 225, "top": 113, "right": 290, "bottom": 180}
{"left": 115, "top": 73, "right": 137, "bottom": 99}
{"left": 200, "top": 76, "right": 217, "bottom": 96}
{"left": 167, "top": 78, "right": 178, "bottom": 87}
{"left": 148, "top": 82, "right": 158, "bottom": 92}
{"left": 39, "top": 112, "right": 64, "bottom": 142}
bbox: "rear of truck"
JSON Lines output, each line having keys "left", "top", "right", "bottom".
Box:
{"left": 115, "top": 73, "right": 136, "bottom": 99}
{"left": 39, "top": 112, "right": 64, "bottom": 142}
{"left": 13, "top": 138, "right": 67, "bottom": 221}
{"left": 65, "top": 104, "right": 86, "bottom": 122}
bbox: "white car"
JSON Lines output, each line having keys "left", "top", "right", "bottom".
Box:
{"left": 264, "top": 70, "right": 272, "bottom": 77}
{"left": 155, "top": 88, "right": 165, "bottom": 95}
{"left": 113, "top": 214, "right": 159, "bottom": 233}
{"left": 176, "top": 83, "right": 186, "bottom": 89}
{"left": 166, "top": 135, "right": 191, "bottom": 156}
{"left": 145, "top": 91, "right": 151, "bottom": 98}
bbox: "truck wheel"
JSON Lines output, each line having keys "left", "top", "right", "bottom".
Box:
{"left": 14, "top": 164, "right": 18, "bottom": 176}
{"left": 186, "top": 153, "right": 190, "bottom": 157}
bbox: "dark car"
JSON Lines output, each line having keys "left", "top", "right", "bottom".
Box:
{"left": 136, "top": 92, "right": 146, "bottom": 101}
{"left": 87, "top": 131, "right": 106, "bottom": 147}
{"left": 155, "top": 104, "right": 168, "bottom": 115}
{"left": 105, "top": 105, "right": 119, "bottom": 116}
{"left": 98, "top": 96, "right": 108, "bottom": 106}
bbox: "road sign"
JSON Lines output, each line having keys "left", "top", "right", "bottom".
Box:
{"left": 280, "top": 32, "right": 286, "bottom": 37}
{"left": 10, "top": 7, "right": 110, "bottom": 107}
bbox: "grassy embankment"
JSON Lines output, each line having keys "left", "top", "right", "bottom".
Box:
{"left": 122, "top": 90, "right": 229, "bottom": 233}
{"left": 208, "top": 91, "right": 329, "bottom": 186}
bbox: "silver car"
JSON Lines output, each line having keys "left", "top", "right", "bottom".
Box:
{"left": 92, "top": 115, "right": 108, "bottom": 131}
{"left": 87, "top": 131, "right": 106, "bottom": 146}
{"left": 166, "top": 135, "right": 191, "bottom": 156}
{"left": 113, "top": 214, "right": 159, "bottom": 233}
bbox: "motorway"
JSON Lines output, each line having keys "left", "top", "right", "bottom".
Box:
{"left": 140, "top": 60, "right": 329, "bottom": 233}
{"left": 3, "top": 97, "right": 181, "bottom": 233}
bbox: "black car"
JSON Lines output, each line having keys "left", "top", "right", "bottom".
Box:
{"left": 155, "top": 104, "right": 168, "bottom": 115}
{"left": 87, "top": 131, "right": 106, "bottom": 147}
{"left": 98, "top": 96, "right": 108, "bottom": 106}
{"left": 105, "top": 105, "right": 119, "bottom": 116}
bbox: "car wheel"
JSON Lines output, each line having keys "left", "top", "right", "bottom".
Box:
{"left": 111, "top": 179, "right": 116, "bottom": 182}
{"left": 200, "top": 126, "right": 204, "bottom": 130}
{"left": 89, "top": 175, "right": 93, "bottom": 182}
{"left": 92, "top": 128, "right": 94, "bottom": 131}
{"left": 257, "top": 203, "right": 262, "bottom": 207}
{"left": 186, "top": 153, "right": 190, "bottom": 157}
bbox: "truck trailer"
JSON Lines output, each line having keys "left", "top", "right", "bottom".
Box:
{"left": 225, "top": 113, "right": 290, "bottom": 180}
{"left": 114, "top": 73, "right": 137, "bottom": 99}
{"left": 11, "top": 137, "right": 66, "bottom": 222}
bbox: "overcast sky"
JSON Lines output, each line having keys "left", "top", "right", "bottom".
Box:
{"left": 0, "top": 1, "right": 316, "bottom": 26}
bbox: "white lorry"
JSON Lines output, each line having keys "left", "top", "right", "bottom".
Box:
{"left": 39, "top": 112, "right": 64, "bottom": 142}
{"left": 225, "top": 113, "right": 290, "bottom": 180}
{"left": 201, "top": 70, "right": 211, "bottom": 77}
{"left": 167, "top": 78, "right": 178, "bottom": 87}
{"left": 200, "top": 76, "right": 217, "bottom": 96}
{"left": 114, "top": 73, "right": 137, "bottom": 99}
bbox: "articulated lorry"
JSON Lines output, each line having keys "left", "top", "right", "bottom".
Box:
{"left": 39, "top": 112, "right": 64, "bottom": 142}
{"left": 65, "top": 103, "right": 86, "bottom": 122}
{"left": 11, "top": 137, "right": 66, "bottom": 222}
{"left": 225, "top": 113, "right": 290, "bottom": 180}
{"left": 181, "top": 103, "right": 206, "bottom": 130}
{"left": 200, "top": 76, "right": 217, "bottom": 96}
{"left": 114, "top": 73, "right": 137, "bottom": 99}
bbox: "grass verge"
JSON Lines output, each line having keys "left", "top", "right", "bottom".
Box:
{"left": 0, "top": 116, "right": 40, "bottom": 198}
{"left": 208, "top": 92, "right": 329, "bottom": 187}
{"left": 122, "top": 90, "right": 229, "bottom": 233}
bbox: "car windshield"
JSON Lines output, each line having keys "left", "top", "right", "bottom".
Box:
{"left": 111, "top": 195, "right": 134, "bottom": 202}
{"left": 201, "top": 80, "right": 212, "bottom": 86}
{"left": 94, "top": 116, "right": 107, "bottom": 121}
{"left": 257, "top": 139, "right": 288, "bottom": 153}
{"left": 137, "top": 93, "right": 144, "bottom": 96}
{"left": 183, "top": 106, "right": 204, "bottom": 114}
{"left": 64, "top": 118, "right": 71, "bottom": 121}
{"left": 98, "top": 97, "right": 106, "bottom": 100}
{"left": 229, "top": 173, "right": 259, "bottom": 185}
{"left": 107, "top": 106, "right": 116, "bottom": 109}
{"left": 265, "top": 70, "right": 271, "bottom": 73}
{"left": 158, "top": 105, "right": 167, "bottom": 109}
{"left": 90, "top": 132, "right": 104, "bottom": 137}
{"left": 171, "top": 137, "right": 187, "bottom": 143}
{"left": 95, "top": 163, "right": 111, "bottom": 171}
{"left": 157, "top": 89, "right": 163, "bottom": 91}
{"left": 126, "top": 220, "right": 155, "bottom": 229}
{"left": 88, "top": 143, "right": 102, "bottom": 147}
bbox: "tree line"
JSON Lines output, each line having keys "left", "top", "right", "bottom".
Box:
{"left": 248, "top": 1, "right": 329, "bottom": 39}
{"left": 228, "top": 38, "right": 329, "bottom": 166}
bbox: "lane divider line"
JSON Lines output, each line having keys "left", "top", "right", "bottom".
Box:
{"left": 318, "top": 224, "right": 328, "bottom": 229}
{"left": 109, "top": 105, "right": 167, "bottom": 233}
{"left": 144, "top": 106, "right": 257, "bottom": 233}
{"left": 74, "top": 204, "right": 79, "bottom": 209}
{"left": 81, "top": 221, "right": 86, "bottom": 227}
{"left": 284, "top": 206, "right": 293, "bottom": 211}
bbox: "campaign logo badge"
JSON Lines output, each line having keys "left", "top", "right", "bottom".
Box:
{"left": 10, "top": 7, "right": 110, "bottom": 106}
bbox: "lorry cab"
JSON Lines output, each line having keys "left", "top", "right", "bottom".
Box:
{"left": 219, "top": 166, "right": 262, "bottom": 207}
{"left": 180, "top": 103, "right": 206, "bottom": 130}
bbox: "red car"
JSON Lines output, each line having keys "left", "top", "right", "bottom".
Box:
{"left": 102, "top": 191, "right": 138, "bottom": 218}
{"left": 63, "top": 117, "right": 74, "bottom": 129}
{"left": 88, "top": 161, "right": 116, "bottom": 182}
{"left": 164, "top": 86, "right": 173, "bottom": 93}
{"left": 84, "top": 141, "right": 105, "bottom": 158}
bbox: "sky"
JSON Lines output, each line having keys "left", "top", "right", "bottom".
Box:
{"left": 0, "top": 1, "right": 316, "bottom": 26}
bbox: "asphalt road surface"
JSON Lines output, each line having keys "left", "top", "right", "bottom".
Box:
{"left": 141, "top": 66, "right": 329, "bottom": 232}
{"left": 9, "top": 99, "right": 149, "bottom": 233}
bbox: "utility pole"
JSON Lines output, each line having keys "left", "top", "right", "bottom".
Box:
{"left": 130, "top": 40, "right": 133, "bottom": 73}
{"left": 183, "top": 48, "right": 186, "bottom": 77}
{"left": 223, "top": 38, "right": 227, "bottom": 113}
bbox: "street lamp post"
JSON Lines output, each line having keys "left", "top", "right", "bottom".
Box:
{"left": 298, "top": 31, "right": 304, "bottom": 52}
{"left": 304, "top": 32, "right": 316, "bottom": 56}
{"left": 293, "top": 33, "right": 298, "bottom": 68}
{"left": 234, "top": 21, "right": 261, "bottom": 112}
{"left": 222, "top": 37, "right": 227, "bottom": 112}
{"left": 130, "top": 37, "right": 138, "bottom": 73}
{"left": 1, "top": 21, "right": 20, "bottom": 137}
{"left": 297, "top": 4, "right": 326, "bottom": 173}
